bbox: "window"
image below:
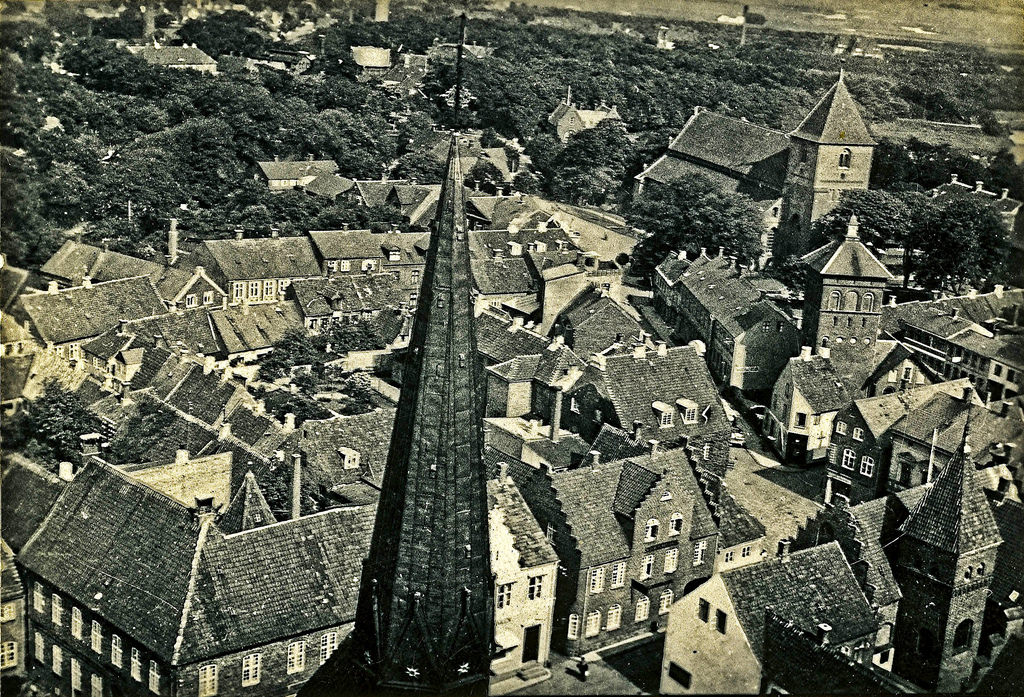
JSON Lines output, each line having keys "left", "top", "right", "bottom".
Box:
{"left": 635, "top": 597, "right": 650, "bottom": 623}
{"left": 92, "top": 674, "right": 103, "bottom": 697}
{"left": 412, "top": 269, "right": 421, "bottom": 283}
{"left": 131, "top": 648, "right": 141, "bottom": 681}
{"left": 248, "top": 281, "right": 260, "bottom": 299}
{"left": 92, "top": 620, "right": 102, "bottom": 653}
{"left": 148, "top": 661, "right": 161, "bottom": 694}
{"left": 644, "top": 518, "right": 660, "bottom": 541}
{"left": 546, "top": 524, "right": 555, "bottom": 543}
{"left": 813, "top": 414, "right": 822, "bottom": 426}
{"left": 241, "top": 653, "right": 261, "bottom": 687}
{"left": 327, "top": 260, "right": 338, "bottom": 273}
{"left": 361, "top": 259, "right": 377, "bottom": 272}
{"left": 795, "top": 412, "right": 807, "bottom": 428}
{"left": 51, "top": 594, "right": 62, "bottom": 625}
{"left": 0, "top": 603, "right": 14, "bottom": 622}
{"left": 72, "top": 606, "right": 83, "bottom": 639}
{"left": 841, "top": 449, "right": 856, "bottom": 470}
{"left": 185, "top": 294, "right": 198, "bottom": 308}
{"left": 567, "top": 614, "right": 580, "bottom": 639}
{"left": 862, "top": 293, "right": 875, "bottom": 313}
{"left": 585, "top": 611, "right": 601, "bottom": 637}
{"left": 34, "top": 631, "right": 44, "bottom": 663}
{"left": 838, "top": 148, "right": 852, "bottom": 169}
{"left": 320, "top": 632, "right": 338, "bottom": 665}
{"left": 669, "top": 513, "right": 683, "bottom": 536}
{"left": 860, "top": 456, "right": 875, "bottom": 477}
{"left": 607, "top": 605, "right": 622, "bottom": 630}
{"left": 339, "top": 260, "right": 351, "bottom": 272}
{"left": 668, "top": 662, "right": 692, "bottom": 689}
{"left": 828, "top": 291, "right": 842, "bottom": 311}
{"left": 852, "top": 427, "right": 864, "bottom": 441}
{"left": 233, "top": 282, "right": 244, "bottom": 300}
{"left": 659, "top": 589, "right": 674, "bottom": 614}
{"left": 702, "top": 443, "right": 711, "bottom": 460}
{"left": 682, "top": 406, "right": 697, "bottom": 423}
{"left": 52, "top": 645, "right": 62, "bottom": 675}
{"left": 496, "top": 583, "right": 513, "bottom": 609}
{"left": 716, "top": 609, "right": 728, "bottom": 634}
{"left": 589, "top": 568, "right": 605, "bottom": 594}
{"left": 528, "top": 575, "right": 544, "bottom": 600}
{"left": 287, "top": 641, "right": 306, "bottom": 674}
{"left": 198, "top": 665, "right": 218, "bottom": 697}
{"left": 693, "top": 540, "right": 708, "bottom": 566}
{"left": 641, "top": 554, "right": 655, "bottom": 579}
{"left": 828, "top": 444, "right": 838, "bottom": 464}
{"left": 724, "top": 550, "right": 734, "bottom": 563}
{"left": 1, "top": 641, "right": 15, "bottom": 670}
{"left": 664, "top": 548, "right": 679, "bottom": 573}
{"left": 698, "top": 598, "right": 710, "bottom": 623}
{"left": 111, "top": 635, "right": 122, "bottom": 668}
{"left": 610, "top": 562, "right": 626, "bottom": 588}
{"left": 264, "top": 280, "right": 275, "bottom": 299}
{"left": 741, "top": 545, "right": 752, "bottom": 558}
{"left": 659, "top": 410, "right": 674, "bottom": 427}
{"left": 953, "top": 619, "right": 973, "bottom": 650}
{"left": 72, "top": 657, "right": 82, "bottom": 692}
{"left": 203, "top": 290, "right": 214, "bottom": 305}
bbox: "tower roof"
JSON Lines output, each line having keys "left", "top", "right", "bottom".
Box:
{"left": 352, "top": 134, "right": 493, "bottom": 693}
{"left": 801, "top": 216, "right": 892, "bottom": 280}
{"left": 217, "top": 471, "right": 276, "bottom": 534}
{"left": 900, "top": 436, "right": 1003, "bottom": 555}
{"left": 790, "top": 74, "right": 875, "bottom": 146}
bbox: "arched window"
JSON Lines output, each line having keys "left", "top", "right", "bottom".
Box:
{"left": 644, "top": 519, "right": 660, "bottom": 541}
{"left": 821, "top": 337, "right": 830, "bottom": 348}
{"left": 659, "top": 589, "right": 674, "bottom": 615}
{"left": 828, "top": 291, "right": 843, "bottom": 310}
{"left": 862, "top": 292, "right": 875, "bottom": 313}
{"left": 845, "top": 291, "right": 859, "bottom": 311}
{"left": 635, "top": 597, "right": 650, "bottom": 623}
{"left": 838, "top": 148, "right": 852, "bottom": 168}
{"left": 953, "top": 619, "right": 973, "bottom": 649}
{"left": 669, "top": 513, "right": 683, "bottom": 536}
{"left": 977, "top": 562, "right": 986, "bottom": 575}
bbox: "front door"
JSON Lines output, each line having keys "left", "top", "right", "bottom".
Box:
{"left": 522, "top": 625, "right": 541, "bottom": 664}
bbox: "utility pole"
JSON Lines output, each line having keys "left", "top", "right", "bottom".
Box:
{"left": 740, "top": 4, "right": 748, "bottom": 46}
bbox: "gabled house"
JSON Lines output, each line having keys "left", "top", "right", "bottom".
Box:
{"left": 661, "top": 542, "right": 880, "bottom": 694}
{"left": 551, "top": 288, "right": 644, "bottom": 359}
{"left": 1, "top": 540, "right": 26, "bottom": 678}
{"left": 548, "top": 91, "right": 622, "bottom": 143}
{"left": 126, "top": 44, "right": 217, "bottom": 73}
{"left": 307, "top": 230, "right": 428, "bottom": 296}
{"left": 765, "top": 346, "right": 852, "bottom": 465}
{"left": 503, "top": 447, "right": 718, "bottom": 655}
{"left": 290, "top": 273, "right": 404, "bottom": 332}
{"left": 191, "top": 235, "right": 322, "bottom": 306}
{"left": 256, "top": 159, "right": 339, "bottom": 191}
{"left": 475, "top": 311, "right": 550, "bottom": 367}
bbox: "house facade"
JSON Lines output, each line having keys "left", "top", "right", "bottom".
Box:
{"left": 191, "top": 236, "right": 323, "bottom": 307}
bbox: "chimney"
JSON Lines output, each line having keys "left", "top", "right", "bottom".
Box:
{"left": 82, "top": 276, "right": 92, "bottom": 288}
{"left": 375, "top": 0, "right": 390, "bottom": 21}
{"left": 291, "top": 453, "right": 302, "bottom": 520}
{"left": 889, "top": 296, "right": 897, "bottom": 307}
{"left": 47, "top": 281, "right": 59, "bottom": 294}
{"left": 994, "top": 284, "right": 1005, "bottom": 298}
{"left": 218, "top": 421, "right": 231, "bottom": 440}
{"left": 688, "top": 340, "right": 706, "bottom": 357}
{"left": 235, "top": 229, "right": 244, "bottom": 240}
{"left": 950, "top": 173, "right": 958, "bottom": 184}
{"left": 961, "top": 385, "right": 974, "bottom": 403}
{"left": 203, "top": 355, "right": 215, "bottom": 374}
{"left": 717, "top": 247, "right": 725, "bottom": 258}
{"left": 656, "top": 341, "right": 668, "bottom": 357}
{"left": 195, "top": 496, "right": 215, "bottom": 516}
{"left": 648, "top": 439, "right": 660, "bottom": 456}
{"left": 117, "top": 319, "right": 128, "bottom": 335}
{"left": 529, "top": 419, "right": 540, "bottom": 436}
{"left": 499, "top": 460, "right": 509, "bottom": 482}
{"left": 778, "top": 538, "right": 791, "bottom": 560}
{"left": 80, "top": 433, "right": 102, "bottom": 458}
{"left": 255, "top": 399, "right": 266, "bottom": 416}
{"left": 699, "top": 247, "right": 707, "bottom": 258}
{"left": 677, "top": 249, "right": 687, "bottom": 261}
{"left": 951, "top": 307, "right": 960, "bottom": 320}
{"left": 1001, "top": 188, "right": 1009, "bottom": 199}
{"left": 632, "top": 344, "right": 647, "bottom": 359}
{"left": 632, "top": 420, "right": 643, "bottom": 440}
{"left": 551, "top": 388, "right": 563, "bottom": 443}
{"left": 270, "top": 227, "right": 280, "bottom": 238}
{"left": 221, "top": 365, "right": 233, "bottom": 383}
{"left": 175, "top": 449, "right": 190, "bottom": 466}
{"left": 800, "top": 345, "right": 813, "bottom": 361}
{"left": 58, "top": 461, "right": 76, "bottom": 482}
{"left": 816, "top": 623, "right": 832, "bottom": 646}
{"left": 818, "top": 346, "right": 831, "bottom": 360}
{"left": 975, "top": 180, "right": 984, "bottom": 193}
{"left": 589, "top": 450, "right": 600, "bottom": 467}
{"left": 284, "top": 412, "right": 296, "bottom": 431}
{"left": 168, "top": 218, "right": 179, "bottom": 265}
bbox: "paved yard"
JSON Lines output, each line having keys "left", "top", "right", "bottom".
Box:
{"left": 515, "top": 635, "right": 664, "bottom": 695}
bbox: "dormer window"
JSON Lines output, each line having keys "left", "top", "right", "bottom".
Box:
{"left": 676, "top": 398, "right": 698, "bottom": 424}
{"left": 339, "top": 447, "right": 360, "bottom": 470}
{"left": 652, "top": 401, "right": 673, "bottom": 427}
{"left": 838, "top": 148, "right": 852, "bottom": 169}
{"left": 644, "top": 518, "right": 660, "bottom": 541}
{"left": 388, "top": 250, "right": 401, "bottom": 262}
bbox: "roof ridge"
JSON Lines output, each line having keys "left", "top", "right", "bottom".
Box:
{"left": 172, "top": 517, "right": 213, "bottom": 666}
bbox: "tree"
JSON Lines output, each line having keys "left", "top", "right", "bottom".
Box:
{"left": 394, "top": 149, "right": 446, "bottom": 183}
{"left": 628, "top": 175, "right": 764, "bottom": 277}
{"left": 259, "top": 329, "right": 323, "bottom": 381}
{"left": 811, "top": 190, "right": 915, "bottom": 249}
{"left": 176, "top": 11, "right": 269, "bottom": 57}
{"left": 548, "top": 121, "right": 636, "bottom": 206}
{"left": 3, "top": 380, "right": 101, "bottom": 466}
{"left": 512, "top": 169, "right": 540, "bottom": 194}
{"left": 914, "top": 197, "right": 1009, "bottom": 293}
{"left": 465, "top": 159, "right": 504, "bottom": 192}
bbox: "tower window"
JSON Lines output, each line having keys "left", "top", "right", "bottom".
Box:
{"left": 828, "top": 291, "right": 842, "bottom": 311}
{"left": 953, "top": 620, "right": 973, "bottom": 650}
{"left": 838, "top": 149, "right": 852, "bottom": 168}
{"left": 862, "top": 292, "right": 875, "bottom": 313}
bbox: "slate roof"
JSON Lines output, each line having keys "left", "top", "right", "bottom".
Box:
{"left": 295, "top": 408, "right": 396, "bottom": 489}
{"left": 800, "top": 223, "right": 892, "bottom": 279}
{"left": 851, "top": 379, "right": 974, "bottom": 438}
{"left": 0, "top": 455, "right": 66, "bottom": 552}
{"left": 470, "top": 256, "right": 537, "bottom": 295}
{"left": 211, "top": 301, "right": 306, "bottom": 355}
{"left": 303, "top": 174, "right": 356, "bottom": 199}
{"left": 790, "top": 76, "right": 875, "bottom": 145}
{"left": 901, "top": 440, "right": 1003, "bottom": 554}
{"left": 488, "top": 477, "right": 558, "bottom": 569}
{"left": 17, "top": 277, "right": 168, "bottom": 345}
{"left": 714, "top": 487, "right": 767, "bottom": 548}
{"left": 475, "top": 311, "right": 549, "bottom": 365}
{"left": 1, "top": 540, "right": 22, "bottom": 602}
{"left": 196, "top": 237, "right": 321, "bottom": 281}
{"left": 559, "top": 291, "right": 643, "bottom": 357}
{"left": 988, "top": 498, "right": 1023, "bottom": 606}
{"left": 721, "top": 542, "right": 877, "bottom": 661}
{"left": 787, "top": 355, "right": 852, "bottom": 414}
{"left": 590, "top": 424, "right": 649, "bottom": 462}
{"left": 38, "top": 241, "right": 194, "bottom": 300}
{"left": 291, "top": 274, "right": 403, "bottom": 317}
{"left": 309, "top": 229, "right": 387, "bottom": 259}
{"left": 257, "top": 159, "right": 338, "bottom": 181}
{"left": 217, "top": 471, "right": 277, "bottom": 533}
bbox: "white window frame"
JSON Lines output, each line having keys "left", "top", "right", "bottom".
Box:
{"left": 852, "top": 427, "right": 864, "bottom": 441}
{"left": 741, "top": 545, "right": 752, "bottom": 558}
{"left": 828, "top": 444, "right": 838, "bottom": 464}
{"left": 669, "top": 513, "right": 683, "bottom": 536}
{"left": 724, "top": 550, "right": 735, "bottom": 563}
{"left": 607, "top": 604, "right": 622, "bottom": 630}
{"left": 641, "top": 554, "right": 654, "bottom": 579}
{"left": 1, "top": 603, "right": 15, "bottom": 623}
{"left": 233, "top": 282, "right": 244, "bottom": 300}
{"left": 185, "top": 294, "right": 198, "bottom": 308}
{"left": 149, "top": 660, "right": 161, "bottom": 693}
{"left": 841, "top": 448, "right": 856, "bottom": 470}
{"left": 589, "top": 567, "right": 605, "bottom": 594}
{"left": 92, "top": 620, "right": 102, "bottom": 653}
{"left": 203, "top": 290, "right": 214, "bottom": 305}
{"left": 287, "top": 641, "right": 306, "bottom": 674}
{"left": 693, "top": 539, "right": 708, "bottom": 566}
{"left": 131, "top": 647, "right": 141, "bottom": 681}
{"left": 72, "top": 657, "right": 82, "bottom": 692}
{"left": 111, "top": 635, "right": 122, "bottom": 668}
{"left": 635, "top": 597, "right": 650, "bottom": 623}
{"left": 528, "top": 575, "right": 544, "bottom": 600}
{"left": 0, "top": 641, "right": 16, "bottom": 670}
{"left": 339, "top": 260, "right": 351, "bottom": 272}
{"left": 34, "top": 631, "right": 44, "bottom": 663}
{"left": 248, "top": 281, "right": 260, "bottom": 299}
{"left": 610, "top": 562, "right": 626, "bottom": 588}
{"left": 570, "top": 397, "right": 580, "bottom": 413}
{"left": 659, "top": 410, "right": 674, "bottom": 427}
{"left": 644, "top": 518, "right": 660, "bottom": 542}
{"left": 51, "top": 594, "right": 62, "bottom": 626}
{"left": 52, "top": 644, "right": 62, "bottom": 675}
{"left": 835, "top": 421, "right": 847, "bottom": 435}
{"left": 585, "top": 610, "right": 601, "bottom": 637}
{"left": 860, "top": 456, "right": 875, "bottom": 477}
{"left": 702, "top": 443, "right": 711, "bottom": 460}
{"left": 496, "top": 582, "right": 513, "bottom": 609}
{"left": 327, "top": 260, "right": 339, "bottom": 273}
{"left": 241, "top": 653, "right": 261, "bottom": 687}
{"left": 664, "top": 548, "right": 679, "bottom": 574}
{"left": 319, "top": 632, "right": 338, "bottom": 665}
{"left": 91, "top": 674, "right": 103, "bottom": 697}
{"left": 263, "top": 280, "right": 276, "bottom": 298}
{"left": 72, "top": 606, "right": 83, "bottom": 639}
{"left": 198, "top": 664, "right": 218, "bottom": 697}
{"left": 567, "top": 614, "right": 580, "bottom": 639}
{"left": 659, "top": 589, "right": 674, "bottom": 615}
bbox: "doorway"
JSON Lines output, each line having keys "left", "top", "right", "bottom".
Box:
{"left": 522, "top": 625, "right": 541, "bottom": 664}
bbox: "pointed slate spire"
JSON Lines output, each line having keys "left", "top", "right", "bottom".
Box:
{"left": 351, "top": 134, "right": 493, "bottom": 694}
{"left": 217, "top": 471, "right": 276, "bottom": 533}
{"left": 791, "top": 73, "right": 875, "bottom": 145}
{"left": 901, "top": 432, "right": 1002, "bottom": 555}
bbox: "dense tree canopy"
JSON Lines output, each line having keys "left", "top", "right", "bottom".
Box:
{"left": 912, "top": 197, "right": 1010, "bottom": 294}
{"left": 2, "top": 381, "right": 102, "bottom": 466}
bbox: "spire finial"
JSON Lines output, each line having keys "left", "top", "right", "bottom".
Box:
{"left": 846, "top": 214, "right": 859, "bottom": 239}
{"left": 839, "top": 59, "right": 846, "bottom": 83}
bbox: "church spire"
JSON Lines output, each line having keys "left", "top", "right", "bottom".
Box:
{"left": 790, "top": 72, "right": 875, "bottom": 146}
{"left": 348, "top": 134, "right": 493, "bottom": 694}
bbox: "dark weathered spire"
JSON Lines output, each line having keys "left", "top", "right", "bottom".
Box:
{"left": 350, "top": 134, "right": 493, "bottom": 694}
{"left": 217, "top": 471, "right": 276, "bottom": 534}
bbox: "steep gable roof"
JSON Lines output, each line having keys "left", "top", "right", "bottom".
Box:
{"left": 667, "top": 109, "right": 791, "bottom": 184}
{"left": 851, "top": 379, "right": 974, "bottom": 438}
{"left": 790, "top": 76, "right": 875, "bottom": 146}
{"left": 801, "top": 219, "right": 892, "bottom": 279}
{"left": 0, "top": 455, "right": 66, "bottom": 552}
{"left": 488, "top": 476, "right": 558, "bottom": 569}
{"left": 197, "top": 237, "right": 320, "bottom": 281}
{"left": 988, "top": 497, "right": 1023, "bottom": 607}
{"left": 257, "top": 159, "right": 338, "bottom": 181}
{"left": 787, "top": 355, "right": 852, "bottom": 414}
{"left": 217, "top": 471, "right": 276, "bottom": 533}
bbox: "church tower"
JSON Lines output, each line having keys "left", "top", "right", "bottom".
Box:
{"left": 891, "top": 435, "right": 1002, "bottom": 692}
{"left": 779, "top": 72, "right": 876, "bottom": 257}
{"left": 800, "top": 214, "right": 892, "bottom": 354}
{"left": 303, "top": 135, "right": 493, "bottom": 695}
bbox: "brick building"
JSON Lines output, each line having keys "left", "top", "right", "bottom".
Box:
{"left": 1, "top": 541, "right": 26, "bottom": 679}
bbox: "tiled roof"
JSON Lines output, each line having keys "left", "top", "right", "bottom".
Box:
{"left": 611, "top": 460, "right": 661, "bottom": 516}
{"left": 475, "top": 310, "right": 549, "bottom": 365}
{"left": 559, "top": 291, "right": 643, "bottom": 357}
{"left": 667, "top": 109, "right": 791, "bottom": 183}
{"left": 714, "top": 487, "right": 767, "bottom": 548}
{"left": 197, "top": 237, "right": 321, "bottom": 281}
{"left": 224, "top": 405, "right": 278, "bottom": 448}
{"left": 533, "top": 343, "right": 586, "bottom": 385}
{"left": 303, "top": 173, "right": 356, "bottom": 199}
{"left": 523, "top": 434, "right": 592, "bottom": 470}
{"left": 488, "top": 477, "right": 558, "bottom": 569}
{"left": 217, "top": 471, "right": 277, "bottom": 533}
{"left": 156, "top": 362, "right": 248, "bottom": 426}
{"left": 17, "top": 277, "right": 168, "bottom": 345}
{"left": 721, "top": 542, "right": 877, "bottom": 661}
{"left": 988, "top": 498, "right": 1023, "bottom": 606}
{"left": 487, "top": 354, "right": 541, "bottom": 382}
{"left": 129, "top": 44, "right": 216, "bottom": 66}
{"left": 211, "top": 301, "right": 305, "bottom": 355}
{"left": 1, "top": 540, "right": 22, "bottom": 602}
{"left": 308, "top": 229, "right": 386, "bottom": 259}
{"left": 835, "top": 496, "right": 908, "bottom": 609}
{"left": 591, "top": 424, "right": 649, "bottom": 462}
{"left": 976, "top": 634, "right": 1024, "bottom": 696}
{"left": 902, "top": 440, "right": 1002, "bottom": 554}
{"left": 929, "top": 179, "right": 1022, "bottom": 215}
{"left": 114, "top": 309, "right": 226, "bottom": 358}
{"left": 291, "top": 274, "right": 403, "bottom": 317}
{"left": 851, "top": 379, "right": 973, "bottom": 438}
{"left": 354, "top": 179, "right": 407, "bottom": 208}
{"left": 1, "top": 263, "right": 29, "bottom": 311}
{"left": 296, "top": 408, "right": 396, "bottom": 490}
{"left": 470, "top": 256, "right": 537, "bottom": 295}
{"left": 257, "top": 159, "right": 338, "bottom": 181}
{"left": 790, "top": 77, "right": 875, "bottom": 145}
{"left": 801, "top": 228, "right": 892, "bottom": 279}
{"left": 787, "top": 355, "right": 852, "bottom": 414}
{"left": 0, "top": 455, "right": 66, "bottom": 551}
{"left": 889, "top": 394, "right": 1023, "bottom": 463}
{"left": 1, "top": 354, "right": 34, "bottom": 403}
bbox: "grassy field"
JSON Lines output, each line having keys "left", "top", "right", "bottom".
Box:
{"left": 517, "top": 0, "right": 1024, "bottom": 51}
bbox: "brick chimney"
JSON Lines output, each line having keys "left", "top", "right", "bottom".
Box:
{"left": 550, "top": 388, "right": 563, "bottom": 443}
{"left": 291, "top": 452, "right": 302, "bottom": 520}
{"left": 816, "top": 623, "right": 832, "bottom": 645}
{"left": 168, "top": 218, "right": 179, "bottom": 265}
